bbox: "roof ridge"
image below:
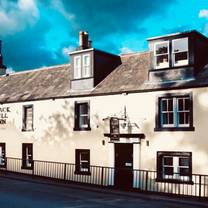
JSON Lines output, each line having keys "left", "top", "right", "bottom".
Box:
{"left": 6, "top": 63, "right": 70, "bottom": 76}
{"left": 120, "top": 51, "right": 149, "bottom": 57}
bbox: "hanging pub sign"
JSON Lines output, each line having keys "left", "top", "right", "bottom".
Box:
{"left": 0, "top": 107, "right": 10, "bottom": 124}
{"left": 110, "top": 117, "right": 120, "bottom": 141}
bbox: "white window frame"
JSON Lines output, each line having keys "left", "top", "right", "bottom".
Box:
{"left": 154, "top": 41, "right": 169, "bottom": 69}
{"left": 79, "top": 151, "right": 90, "bottom": 172}
{"left": 163, "top": 155, "right": 190, "bottom": 181}
{"left": 176, "top": 97, "right": 190, "bottom": 127}
{"left": 172, "top": 38, "right": 189, "bottom": 67}
{"left": 82, "top": 54, "right": 91, "bottom": 78}
{"left": 79, "top": 103, "right": 89, "bottom": 129}
{"left": 160, "top": 96, "right": 190, "bottom": 128}
{"left": 74, "top": 55, "right": 81, "bottom": 79}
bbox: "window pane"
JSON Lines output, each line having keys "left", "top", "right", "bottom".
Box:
{"left": 178, "top": 98, "right": 184, "bottom": 111}
{"left": 162, "top": 113, "right": 168, "bottom": 124}
{"left": 79, "top": 104, "right": 88, "bottom": 115}
{"left": 155, "top": 43, "right": 168, "bottom": 54}
{"left": 79, "top": 115, "right": 88, "bottom": 127}
{"left": 74, "top": 56, "right": 81, "bottom": 78}
{"left": 156, "top": 55, "right": 169, "bottom": 67}
{"left": 179, "top": 112, "right": 185, "bottom": 124}
{"left": 164, "top": 157, "right": 173, "bottom": 165}
{"left": 161, "top": 99, "right": 167, "bottom": 111}
{"left": 169, "top": 112, "right": 174, "bottom": 124}
{"left": 179, "top": 157, "right": 189, "bottom": 166}
{"left": 179, "top": 168, "right": 189, "bottom": 176}
{"left": 164, "top": 167, "right": 173, "bottom": 175}
{"left": 173, "top": 38, "right": 188, "bottom": 52}
{"left": 81, "top": 152, "right": 88, "bottom": 160}
{"left": 167, "top": 99, "right": 173, "bottom": 111}
{"left": 175, "top": 52, "right": 188, "bottom": 64}
{"left": 184, "top": 99, "right": 190, "bottom": 110}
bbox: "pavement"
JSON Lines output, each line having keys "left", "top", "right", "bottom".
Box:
{"left": 0, "top": 172, "right": 207, "bottom": 208}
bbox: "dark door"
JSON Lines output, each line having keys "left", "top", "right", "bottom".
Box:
{"left": 115, "top": 143, "right": 133, "bottom": 189}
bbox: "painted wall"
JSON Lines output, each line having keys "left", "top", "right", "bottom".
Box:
{"left": 1, "top": 86, "right": 208, "bottom": 175}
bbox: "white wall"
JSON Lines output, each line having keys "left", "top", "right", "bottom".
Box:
{"left": 1, "top": 86, "right": 208, "bottom": 174}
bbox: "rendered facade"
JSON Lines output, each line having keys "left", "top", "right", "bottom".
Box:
{"left": 0, "top": 31, "right": 208, "bottom": 191}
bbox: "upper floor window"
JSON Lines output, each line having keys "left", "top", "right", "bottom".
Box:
{"left": 74, "top": 56, "right": 81, "bottom": 79}
{"left": 73, "top": 54, "right": 91, "bottom": 79}
{"left": 172, "top": 38, "right": 188, "bottom": 67}
{"left": 157, "top": 151, "right": 192, "bottom": 183}
{"left": 82, "top": 54, "right": 90, "bottom": 77}
{"left": 154, "top": 38, "right": 189, "bottom": 69}
{"left": 155, "top": 93, "right": 194, "bottom": 131}
{"left": 22, "top": 105, "right": 33, "bottom": 131}
{"left": 74, "top": 101, "right": 90, "bottom": 131}
{"left": 154, "top": 41, "right": 169, "bottom": 69}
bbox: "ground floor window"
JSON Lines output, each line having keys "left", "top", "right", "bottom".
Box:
{"left": 22, "top": 143, "right": 33, "bottom": 169}
{"left": 75, "top": 149, "right": 90, "bottom": 175}
{"left": 0, "top": 143, "right": 6, "bottom": 168}
{"left": 157, "top": 151, "right": 192, "bottom": 183}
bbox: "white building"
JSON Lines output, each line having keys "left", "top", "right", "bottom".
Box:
{"left": 0, "top": 31, "right": 208, "bottom": 195}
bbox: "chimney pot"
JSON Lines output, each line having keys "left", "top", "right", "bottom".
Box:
{"left": 79, "top": 31, "right": 89, "bottom": 49}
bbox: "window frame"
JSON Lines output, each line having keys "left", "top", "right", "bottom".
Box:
{"left": 172, "top": 38, "right": 189, "bottom": 67}
{"left": 156, "top": 151, "right": 193, "bottom": 184}
{"left": 154, "top": 41, "right": 170, "bottom": 69}
{"left": 73, "top": 55, "right": 82, "bottom": 79}
{"left": 0, "top": 143, "right": 6, "bottom": 168}
{"left": 74, "top": 101, "right": 91, "bottom": 131}
{"left": 22, "top": 143, "right": 33, "bottom": 170}
{"left": 155, "top": 93, "right": 194, "bottom": 131}
{"left": 82, "top": 53, "right": 91, "bottom": 78}
{"left": 22, "top": 105, "right": 34, "bottom": 132}
{"left": 75, "top": 149, "right": 91, "bottom": 175}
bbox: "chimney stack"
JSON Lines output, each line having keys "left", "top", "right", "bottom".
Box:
{"left": 79, "top": 31, "right": 92, "bottom": 50}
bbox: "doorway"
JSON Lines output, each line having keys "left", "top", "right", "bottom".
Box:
{"left": 114, "top": 143, "right": 133, "bottom": 189}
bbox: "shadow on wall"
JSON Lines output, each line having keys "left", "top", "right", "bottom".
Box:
{"left": 38, "top": 100, "right": 109, "bottom": 145}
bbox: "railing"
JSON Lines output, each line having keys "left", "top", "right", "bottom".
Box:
{"left": 0, "top": 157, "right": 208, "bottom": 199}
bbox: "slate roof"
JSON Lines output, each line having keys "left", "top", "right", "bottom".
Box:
{"left": 1, "top": 51, "right": 208, "bottom": 103}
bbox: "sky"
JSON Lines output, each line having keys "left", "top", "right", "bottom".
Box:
{"left": 1, "top": 0, "right": 208, "bottom": 72}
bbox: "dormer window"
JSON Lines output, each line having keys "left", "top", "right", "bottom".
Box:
{"left": 172, "top": 38, "right": 188, "bottom": 67}
{"left": 154, "top": 41, "right": 169, "bottom": 69}
{"left": 153, "top": 38, "right": 189, "bottom": 69}
{"left": 82, "top": 54, "right": 90, "bottom": 77}
{"left": 74, "top": 56, "right": 81, "bottom": 79}
{"left": 73, "top": 54, "right": 91, "bottom": 79}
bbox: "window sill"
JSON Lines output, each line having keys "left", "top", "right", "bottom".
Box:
{"left": 154, "top": 126, "right": 195, "bottom": 132}
{"left": 21, "top": 166, "right": 33, "bottom": 170}
{"left": 156, "top": 178, "right": 194, "bottom": 185}
{"left": 73, "top": 127, "right": 91, "bottom": 131}
{"left": 150, "top": 64, "right": 192, "bottom": 72}
{"left": 74, "top": 171, "right": 91, "bottom": 176}
{"left": 22, "top": 129, "right": 34, "bottom": 132}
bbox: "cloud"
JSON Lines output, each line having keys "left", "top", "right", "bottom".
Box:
{"left": 0, "top": 0, "right": 39, "bottom": 36}
{"left": 6, "top": 67, "right": 15, "bottom": 74}
{"left": 199, "top": 9, "right": 208, "bottom": 19}
{"left": 0, "top": 0, "right": 176, "bottom": 71}
{"left": 62, "top": 46, "right": 76, "bottom": 56}
{"left": 120, "top": 47, "right": 134, "bottom": 54}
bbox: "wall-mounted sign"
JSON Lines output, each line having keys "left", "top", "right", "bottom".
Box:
{"left": 0, "top": 107, "right": 10, "bottom": 124}
{"left": 110, "top": 117, "right": 120, "bottom": 141}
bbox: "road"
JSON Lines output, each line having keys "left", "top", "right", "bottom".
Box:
{"left": 0, "top": 177, "right": 206, "bottom": 208}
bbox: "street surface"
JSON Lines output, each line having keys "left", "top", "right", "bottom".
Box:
{"left": 0, "top": 177, "right": 206, "bottom": 208}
